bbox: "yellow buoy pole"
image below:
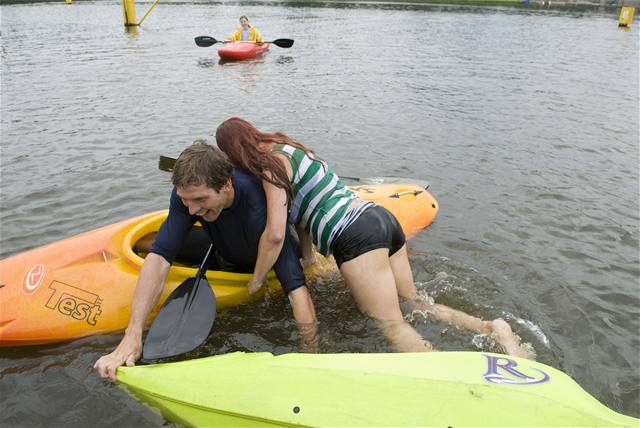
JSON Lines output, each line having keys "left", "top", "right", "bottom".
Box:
{"left": 618, "top": 6, "right": 635, "bottom": 27}
{"left": 122, "top": 0, "right": 138, "bottom": 27}
{"left": 137, "top": 0, "right": 160, "bottom": 26}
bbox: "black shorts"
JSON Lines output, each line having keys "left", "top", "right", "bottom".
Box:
{"left": 331, "top": 205, "right": 406, "bottom": 267}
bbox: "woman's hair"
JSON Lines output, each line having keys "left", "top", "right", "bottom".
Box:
{"left": 172, "top": 140, "right": 233, "bottom": 191}
{"left": 215, "top": 117, "right": 314, "bottom": 200}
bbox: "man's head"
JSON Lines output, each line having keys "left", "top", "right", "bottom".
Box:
{"left": 172, "top": 140, "right": 233, "bottom": 190}
{"left": 172, "top": 141, "right": 235, "bottom": 221}
{"left": 239, "top": 15, "right": 250, "bottom": 29}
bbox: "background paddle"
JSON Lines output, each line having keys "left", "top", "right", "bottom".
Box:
{"left": 194, "top": 36, "right": 294, "bottom": 48}
{"left": 142, "top": 244, "right": 216, "bottom": 362}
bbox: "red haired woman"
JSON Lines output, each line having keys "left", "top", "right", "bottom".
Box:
{"left": 216, "top": 117, "right": 529, "bottom": 357}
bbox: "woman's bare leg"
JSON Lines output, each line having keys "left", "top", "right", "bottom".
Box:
{"left": 339, "top": 248, "right": 433, "bottom": 352}
{"left": 390, "top": 245, "right": 530, "bottom": 359}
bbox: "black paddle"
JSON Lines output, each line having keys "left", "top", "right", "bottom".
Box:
{"left": 142, "top": 244, "right": 216, "bottom": 362}
{"left": 194, "top": 35, "right": 294, "bottom": 48}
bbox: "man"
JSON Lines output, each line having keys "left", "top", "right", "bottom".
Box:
{"left": 94, "top": 142, "right": 316, "bottom": 381}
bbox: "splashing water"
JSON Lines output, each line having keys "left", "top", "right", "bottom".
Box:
{"left": 502, "top": 312, "right": 551, "bottom": 348}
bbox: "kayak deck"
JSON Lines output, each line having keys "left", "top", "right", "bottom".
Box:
{"left": 118, "top": 351, "right": 639, "bottom": 427}
{"left": 218, "top": 41, "right": 269, "bottom": 60}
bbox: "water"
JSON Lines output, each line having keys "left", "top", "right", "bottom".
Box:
{"left": 1, "top": 0, "right": 638, "bottom": 425}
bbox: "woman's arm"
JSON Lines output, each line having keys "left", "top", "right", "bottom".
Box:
{"left": 295, "top": 224, "right": 316, "bottom": 267}
{"left": 246, "top": 173, "right": 289, "bottom": 294}
{"left": 252, "top": 27, "right": 263, "bottom": 43}
{"left": 228, "top": 27, "right": 241, "bottom": 41}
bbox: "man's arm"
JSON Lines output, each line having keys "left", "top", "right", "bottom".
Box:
{"left": 93, "top": 253, "right": 170, "bottom": 381}
{"left": 288, "top": 286, "right": 319, "bottom": 352}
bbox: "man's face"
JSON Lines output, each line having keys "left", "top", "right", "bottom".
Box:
{"left": 176, "top": 181, "right": 232, "bottom": 222}
{"left": 240, "top": 17, "right": 249, "bottom": 29}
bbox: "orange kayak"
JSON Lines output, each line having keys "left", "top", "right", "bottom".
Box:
{"left": 218, "top": 41, "right": 269, "bottom": 60}
{"left": 0, "top": 181, "right": 438, "bottom": 346}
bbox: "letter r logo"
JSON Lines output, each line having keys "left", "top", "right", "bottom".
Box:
{"left": 482, "top": 354, "right": 550, "bottom": 385}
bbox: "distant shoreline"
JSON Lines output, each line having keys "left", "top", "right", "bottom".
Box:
{"left": 0, "top": 0, "right": 637, "bottom": 12}
{"left": 276, "top": 0, "right": 640, "bottom": 10}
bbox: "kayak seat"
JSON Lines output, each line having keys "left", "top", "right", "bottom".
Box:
{"left": 133, "top": 229, "right": 250, "bottom": 274}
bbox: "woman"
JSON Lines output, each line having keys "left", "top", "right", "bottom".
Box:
{"left": 228, "top": 15, "right": 263, "bottom": 43}
{"left": 216, "top": 117, "right": 529, "bottom": 357}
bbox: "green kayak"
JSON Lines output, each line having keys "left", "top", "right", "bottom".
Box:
{"left": 117, "top": 351, "right": 638, "bottom": 427}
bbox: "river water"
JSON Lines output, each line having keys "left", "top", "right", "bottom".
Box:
{"left": 1, "top": 0, "right": 638, "bottom": 425}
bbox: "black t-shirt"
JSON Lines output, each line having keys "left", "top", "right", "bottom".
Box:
{"left": 150, "top": 168, "right": 304, "bottom": 294}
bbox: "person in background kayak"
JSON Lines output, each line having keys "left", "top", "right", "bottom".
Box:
{"left": 94, "top": 142, "right": 317, "bottom": 381}
{"left": 228, "top": 15, "right": 263, "bottom": 43}
{"left": 216, "top": 117, "right": 531, "bottom": 358}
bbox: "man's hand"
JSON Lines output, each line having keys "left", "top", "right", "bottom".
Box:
{"left": 93, "top": 332, "right": 142, "bottom": 382}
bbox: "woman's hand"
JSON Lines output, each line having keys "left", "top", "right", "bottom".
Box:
{"left": 247, "top": 275, "right": 267, "bottom": 295}
{"left": 301, "top": 252, "right": 317, "bottom": 269}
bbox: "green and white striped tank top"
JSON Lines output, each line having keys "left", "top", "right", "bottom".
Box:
{"left": 273, "top": 144, "right": 370, "bottom": 255}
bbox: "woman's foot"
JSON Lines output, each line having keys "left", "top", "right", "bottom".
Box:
{"left": 400, "top": 294, "right": 532, "bottom": 358}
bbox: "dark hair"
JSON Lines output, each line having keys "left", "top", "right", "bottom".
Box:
{"left": 215, "top": 117, "right": 315, "bottom": 200}
{"left": 239, "top": 15, "right": 248, "bottom": 21}
{"left": 172, "top": 140, "right": 233, "bottom": 191}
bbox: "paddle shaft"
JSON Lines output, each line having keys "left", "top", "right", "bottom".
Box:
{"left": 159, "top": 155, "right": 369, "bottom": 183}
{"left": 195, "top": 243, "right": 213, "bottom": 278}
{"left": 194, "top": 36, "right": 293, "bottom": 48}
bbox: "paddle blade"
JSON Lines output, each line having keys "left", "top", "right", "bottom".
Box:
{"left": 194, "top": 36, "right": 219, "bottom": 47}
{"left": 159, "top": 155, "right": 176, "bottom": 172}
{"left": 271, "top": 38, "right": 294, "bottom": 48}
{"left": 142, "top": 276, "right": 216, "bottom": 361}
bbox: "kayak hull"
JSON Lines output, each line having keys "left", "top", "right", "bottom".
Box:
{"left": 117, "top": 351, "right": 638, "bottom": 427}
{"left": 218, "top": 42, "right": 269, "bottom": 60}
{"left": 0, "top": 181, "right": 438, "bottom": 346}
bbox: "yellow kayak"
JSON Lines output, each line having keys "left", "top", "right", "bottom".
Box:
{"left": 0, "top": 180, "right": 439, "bottom": 346}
